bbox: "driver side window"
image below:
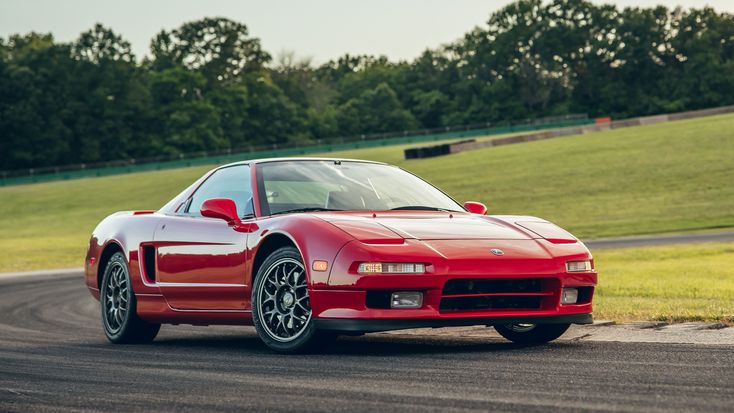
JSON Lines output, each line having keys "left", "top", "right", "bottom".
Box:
{"left": 186, "top": 165, "right": 253, "bottom": 217}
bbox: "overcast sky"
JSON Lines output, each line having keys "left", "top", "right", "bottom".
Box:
{"left": 1, "top": 0, "right": 732, "bottom": 64}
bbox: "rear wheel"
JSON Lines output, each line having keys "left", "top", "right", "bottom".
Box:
{"left": 100, "top": 252, "right": 160, "bottom": 343}
{"left": 252, "top": 246, "right": 334, "bottom": 353}
{"left": 494, "top": 323, "right": 570, "bottom": 344}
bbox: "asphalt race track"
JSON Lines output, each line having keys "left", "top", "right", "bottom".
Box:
{"left": 1, "top": 273, "right": 732, "bottom": 412}
{"left": 584, "top": 230, "right": 734, "bottom": 249}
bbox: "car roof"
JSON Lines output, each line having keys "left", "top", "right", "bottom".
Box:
{"left": 217, "top": 157, "right": 389, "bottom": 169}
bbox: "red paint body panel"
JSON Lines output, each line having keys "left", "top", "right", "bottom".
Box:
{"left": 153, "top": 216, "right": 248, "bottom": 310}
{"left": 85, "top": 158, "right": 597, "bottom": 330}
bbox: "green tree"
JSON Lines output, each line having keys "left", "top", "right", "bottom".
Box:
{"left": 68, "top": 24, "right": 150, "bottom": 162}
{"left": 336, "top": 82, "right": 418, "bottom": 135}
{"left": 0, "top": 34, "right": 73, "bottom": 169}
{"left": 150, "top": 17, "right": 270, "bottom": 85}
{"left": 71, "top": 23, "right": 134, "bottom": 63}
{"left": 149, "top": 67, "right": 226, "bottom": 153}
{"left": 240, "top": 71, "right": 311, "bottom": 146}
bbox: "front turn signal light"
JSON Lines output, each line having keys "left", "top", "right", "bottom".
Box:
{"left": 566, "top": 260, "right": 593, "bottom": 272}
{"left": 312, "top": 260, "right": 329, "bottom": 272}
{"left": 357, "top": 262, "right": 426, "bottom": 274}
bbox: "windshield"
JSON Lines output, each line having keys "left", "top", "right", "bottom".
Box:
{"left": 257, "top": 160, "right": 463, "bottom": 215}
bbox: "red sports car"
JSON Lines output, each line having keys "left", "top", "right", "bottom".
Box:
{"left": 85, "top": 158, "right": 596, "bottom": 352}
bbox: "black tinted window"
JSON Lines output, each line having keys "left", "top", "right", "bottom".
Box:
{"left": 187, "top": 165, "right": 253, "bottom": 217}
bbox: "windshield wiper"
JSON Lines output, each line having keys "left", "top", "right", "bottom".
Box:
{"left": 390, "top": 206, "right": 456, "bottom": 212}
{"left": 270, "top": 207, "right": 343, "bottom": 216}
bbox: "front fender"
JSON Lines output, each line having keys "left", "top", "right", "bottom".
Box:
{"left": 246, "top": 214, "right": 356, "bottom": 288}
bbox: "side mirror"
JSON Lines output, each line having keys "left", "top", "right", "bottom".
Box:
{"left": 201, "top": 198, "right": 241, "bottom": 226}
{"left": 464, "top": 201, "right": 487, "bottom": 215}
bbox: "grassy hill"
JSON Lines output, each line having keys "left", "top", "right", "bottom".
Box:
{"left": 1, "top": 113, "right": 733, "bottom": 272}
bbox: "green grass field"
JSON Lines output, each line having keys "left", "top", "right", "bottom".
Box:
{"left": 593, "top": 242, "right": 734, "bottom": 323}
{"left": 0, "top": 113, "right": 733, "bottom": 274}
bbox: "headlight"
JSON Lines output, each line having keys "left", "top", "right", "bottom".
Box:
{"left": 357, "top": 262, "right": 426, "bottom": 274}
{"left": 566, "top": 260, "right": 593, "bottom": 272}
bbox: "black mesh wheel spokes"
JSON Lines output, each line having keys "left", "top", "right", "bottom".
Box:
{"left": 103, "top": 262, "right": 130, "bottom": 334}
{"left": 257, "top": 258, "right": 311, "bottom": 342}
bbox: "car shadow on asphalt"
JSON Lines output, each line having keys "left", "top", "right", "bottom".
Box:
{"left": 142, "top": 330, "right": 579, "bottom": 356}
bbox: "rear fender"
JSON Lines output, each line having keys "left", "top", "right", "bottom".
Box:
{"left": 85, "top": 212, "right": 162, "bottom": 298}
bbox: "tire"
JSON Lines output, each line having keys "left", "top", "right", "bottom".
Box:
{"left": 100, "top": 252, "right": 160, "bottom": 344}
{"left": 251, "top": 246, "right": 334, "bottom": 353}
{"left": 494, "top": 323, "right": 570, "bottom": 344}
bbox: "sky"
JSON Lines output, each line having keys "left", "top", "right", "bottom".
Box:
{"left": 1, "top": 0, "right": 733, "bottom": 64}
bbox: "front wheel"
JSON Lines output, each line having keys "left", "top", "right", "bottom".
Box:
{"left": 251, "top": 247, "right": 334, "bottom": 353}
{"left": 494, "top": 323, "right": 570, "bottom": 344}
{"left": 100, "top": 252, "right": 160, "bottom": 344}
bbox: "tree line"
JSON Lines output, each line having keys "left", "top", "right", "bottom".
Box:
{"left": 1, "top": 0, "right": 733, "bottom": 171}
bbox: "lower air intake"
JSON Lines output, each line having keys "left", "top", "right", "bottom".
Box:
{"left": 439, "top": 295, "right": 543, "bottom": 312}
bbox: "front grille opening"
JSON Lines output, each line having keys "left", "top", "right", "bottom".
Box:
{"left": 440, "top": 295, "right": 543, "bottom": 312}
{"left": 576, "top": 286, "right": 594, "bottom": 304}
{"left": 443, "top": 278, "right": 543, "bottom": 295}
{"left": 440, "top": 278, "right": 555, "bottom": 313}
{"left": 365, "top": 291, "right": 392, "bottom": 309}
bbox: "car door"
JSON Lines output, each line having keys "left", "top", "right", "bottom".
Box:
{"left": 154, "top": 165, "right": 254, "bottom": 310}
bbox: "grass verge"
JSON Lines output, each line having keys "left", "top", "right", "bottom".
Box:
{"left": 593, "top": 242, "right": 734, "bottom": 323}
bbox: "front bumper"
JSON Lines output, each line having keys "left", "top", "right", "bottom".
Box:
{"left": 311, "top": 238, "right": 597, "bottom": 333}
{"left": 314, "top": 313, "right": 593, "bottom": 333}
{"left": 309, "top": 281, "right": 595, "bottom": 333}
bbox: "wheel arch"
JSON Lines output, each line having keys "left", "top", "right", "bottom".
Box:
{"left": 248, "top": 215, "right": 356, "bottom": 289}
{"left": 250, "top": 232, "right": 303, "bottom": 286}
{"left": 97, "top": 241, "right": 125, "bottom": 291}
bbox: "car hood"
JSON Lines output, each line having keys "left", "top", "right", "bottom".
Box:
{"left": 317, "top": 212, "right": 533, "bottom": 241}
